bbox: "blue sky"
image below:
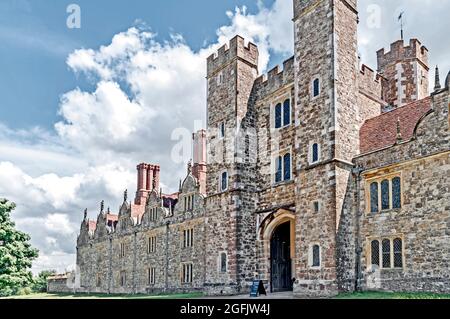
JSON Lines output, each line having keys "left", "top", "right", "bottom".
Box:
{"left": 0, "top": 0, "right": 448, "bottom": 273}
{"left": 0, "top": 0, "right": 277, "bottom": 129}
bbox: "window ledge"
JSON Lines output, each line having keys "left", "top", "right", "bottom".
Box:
{"left": 272, "top": 179, "right": 294, "bottom": 187}
{"left": 369, "top": 208, "right": 402, "bottom": 215}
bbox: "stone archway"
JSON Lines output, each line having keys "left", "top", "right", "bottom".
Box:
{"left": 259, "top": 209, "right": 295, "bottom": 293}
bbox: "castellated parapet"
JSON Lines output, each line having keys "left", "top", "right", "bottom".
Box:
{"left": 377, "top": 39, "right": 429, "bottom": 110}
{"left": 207, "top": 35, "right": 258, "bottom": 78}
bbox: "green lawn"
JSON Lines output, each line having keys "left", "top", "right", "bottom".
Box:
{"left": 335, "top": 291, "right": 450, "bottom": 299}
{"left": 4, "top": 292, "right": 203, "bottom": 299}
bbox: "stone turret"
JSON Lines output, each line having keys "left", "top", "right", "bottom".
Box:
{"left": 377, "top": 39, "right": 429, "bottom": 110}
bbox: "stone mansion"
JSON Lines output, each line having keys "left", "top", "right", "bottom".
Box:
{"left": 48, "top": 0, "right": 449, "bottom": 297}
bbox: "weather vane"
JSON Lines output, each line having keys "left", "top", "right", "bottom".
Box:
{"left": 398, "top": 11, "right": 405, "bottom": 40}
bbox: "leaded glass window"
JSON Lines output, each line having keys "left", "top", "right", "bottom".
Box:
{"left": 283, "top": 99, "right": 290, "bottom": 126}
{"left": 283, "top": 153, "right": 291, "bottom": 181}
{"left": 312, "top": 245, "right": 320, "bottom": 267}
{"left": 393, "top": 238, "right": 403, "bottom": 268}
{"left": 312, "top": 143, "right": 319, "bottom": 163}
{"left": 381, "top": 179, "right": 390, "bottom": 210}
{"left": 370, "top": 182, "right": 378, "bottom": 213}
{"left": 275, "top": 103, "right": 282, "bottom": 128}
{"left": 382, "top": 239, "right": 391, "bottom": 268}
{"left": 275, "top": 156, "right": 282, "bottom": 183}
{"left": 371, "top": 240, "right": 380, "bottom": 266}
{"left": 392, "top": 177, "right": 401, "bottom": 209}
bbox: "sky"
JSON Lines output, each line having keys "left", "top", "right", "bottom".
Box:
{"left": 0, "top": 0, "right": 448, "bottom": 274}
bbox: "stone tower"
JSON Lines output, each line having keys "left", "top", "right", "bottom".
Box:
{"left": 377, "top": 39, "right": 429, "bottom": 110}
{"left": 204, "top": 35, "right": 259, "bottom": 294}
{"left": 293, "top": 0, "right": 360, "bottom": 297}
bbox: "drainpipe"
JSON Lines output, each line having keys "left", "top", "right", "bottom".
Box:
{"left": 354, "top": 165, "right": 363, "bottom": 291}
{"left": 165, "top": 221, "right": 170, "bottom": 292}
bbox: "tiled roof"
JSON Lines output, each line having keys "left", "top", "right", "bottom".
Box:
{"left": 360, "top": 97, "right": 432, "bottom": 154}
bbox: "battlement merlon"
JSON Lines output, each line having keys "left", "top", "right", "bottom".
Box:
{"left": 207, "top": 35, "right": 259, "bottom": 78}
{"left": 254, "top": 56, "right": 294, "bottom": 86}
{"left": 377, "top": 39, "right": 429, "bottom": 71}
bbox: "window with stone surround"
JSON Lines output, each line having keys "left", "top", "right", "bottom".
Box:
{"left": 149, "top": 207, "right": 158, "bottom": 222}
{"left": 367, "top": 175, "right": 402, "bottom": 213}
{"left": 308, "top": 244, "right": 321, "bottom": 268}
{"left": 181, "top": 263, "right": 193, "bottom": 284}
{"left": 312, "top": 78, "right": 320, "bottom": 98}
{"left": 148, "top": 267, "right": 156, "bottom": 285}
{"left": 369, "top": 237, "right": 404, "bottom": 269}
{"left": 219, "top": 252, "right": 227, "bottom": 273}
{"left": 274, "top": 151, "right": 292, "bottom": 184}
{"left": 148, "top": 236, "right": 156, "bottom": 254}
{"left": 309, "top": 143, "right": 320, "bottom": 164}
{"left": 219, "top": 171, "right": 228, "bottom": 192}
{"left": 120, "top": 243, "right": 125, "bottom": 258}
{"left": 120, "top": 271, "right": 126, "bottom": 287}
{"left": 313, "top": 201, "right": 320, "bottom": 214}
{"left": 219, "top": 121, "right": 225, "bottom": 139}
{"left": 183, "top": 228, "right": 194, "bottom": 248}
{"left": 274, "top": 97, "right": 291, "bottom": 129}
{"left": 184, "top": 194, "right": 194, "bottom": 212}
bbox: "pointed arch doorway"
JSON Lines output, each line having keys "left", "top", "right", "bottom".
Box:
{"left": 270, "top": 221, "right": 292, "bottom": 292}
{"left": 260, "top": 209, "right": 295, "bottom": 293}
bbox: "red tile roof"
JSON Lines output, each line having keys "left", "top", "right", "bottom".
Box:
{"left": 360, "top": 97, "right": 432, "bottom": 154}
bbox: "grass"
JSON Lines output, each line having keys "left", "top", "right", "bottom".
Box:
{"left": 335, "top": 291, "right": 450, "bottom": 299}
{"left": 4, "top": 292, "right": 204, "bottom": 299}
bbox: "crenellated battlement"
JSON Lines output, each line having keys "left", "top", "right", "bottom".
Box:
{"left": 254, "top": 56, "right": 294, "bottom": 87}
{"left": 377, "top": 39, "right": 429, "bottom": 70}
{"left": 207, "top": 35, "right": 258, "bottom": 77}
{"left": 359, "top": 64, "right": 382, "bottom": 95}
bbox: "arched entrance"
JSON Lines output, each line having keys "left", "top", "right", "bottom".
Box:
{"left": 270, "top": 221, "right": 293, "bottom": 292}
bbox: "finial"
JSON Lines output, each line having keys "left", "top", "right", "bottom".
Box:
{"left": 100, "top": 200, "right": 104, "bottom": 214}
{"left": 398, "top": 11, "right": 405, "bottom": 41}
{"left": 124, "top": 189, "right": 128, "bottom": 202}
{"left": 434, "top": 65, "right": 441, "bottom": 91}
{"left": 179, "top": 179, "right": 182, "bottom": 191}
{"left": 83, "top": 208, "right": 87, "bottom": 220}
{"left": 396, "top": 118, "right": 402, "bottom": 143}
{"left": 187, "top": 159, "right": 192, "bottom": 174}
{"left": 107, "top": 207, "right": 110, "bottom": 214}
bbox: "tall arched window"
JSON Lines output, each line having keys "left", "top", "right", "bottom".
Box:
{"left": 381, "top": 179, "right": 390, "bottom": 210}
{"left": 393, "top": 238, "right": 403, "bottom": 268}
{"left": 371, "top": 240, "right": 380, "bottom": 266}
{"left": 283, "top": 99, "right": 291, "bottom": 126}
{"left": 370, "top": 182, "right": 379, "bottom": 213}
{"left": 392, "top": 177, "right": 402, "bottom": 209}
{"left": 283, "top": 153, "right": 291, "bottom": 181}
{"left": 382, "top": 239, "right": 391, "bottom": 268}
{"left": 275, "top": 103, "right": 282, "bottom": 128}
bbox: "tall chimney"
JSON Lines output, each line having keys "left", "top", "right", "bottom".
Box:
{"left": 153, "top": 165, "right": 160, "bottom": 193}
{"left": 146, "top": 165, "right": 154, "bottom": 191}
{"left": 135, "top": 163, "right": 149, "bottom": 205}
{"left": 192, "top": 130, "right": 207, "bottom": 195}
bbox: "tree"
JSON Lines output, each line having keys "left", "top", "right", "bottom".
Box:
{"left": 32, "top": 270, "right": 57, "bottom": 293}
{"left": 0, "top": 198, "right": 39, "bottom": 296}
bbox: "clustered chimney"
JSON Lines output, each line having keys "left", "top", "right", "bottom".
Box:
{"left": 192, "top": 130, "right": 207, "bottom": 195}
{"left": 135, "top": 163, "right": 160, "bottom": 205}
